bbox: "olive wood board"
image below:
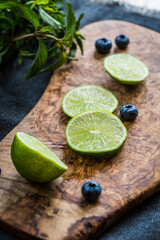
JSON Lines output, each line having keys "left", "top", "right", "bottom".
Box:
{"left": 0, "top": 20, "right": 160, "bottom": 240}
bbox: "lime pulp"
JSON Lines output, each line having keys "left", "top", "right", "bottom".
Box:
{"left": 62, "top": 85, "right": 118, "bottom": 118}
{"left": 104, "top": 53, "right": 149, "bottom": 85}
{"left": 11, "top": 132, "right": 67, "bottom": 182}
{"left": 65, "top": 110, "right": 127, "bottom": 157}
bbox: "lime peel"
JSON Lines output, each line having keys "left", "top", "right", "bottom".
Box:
{"left": 65, "top": 110, "right": 127, "bottom": 157}
{"left": 62, "top": 85, "right": 118, "bottom": 118}
{"left": 104, "top": 53, "right": 149, "bottom": 85}
{"left": 11, "top": 132, "right": 67, "bottom": 183}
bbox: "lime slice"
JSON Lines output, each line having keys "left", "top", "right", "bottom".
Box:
{"left": 62, "top": 85, "right": 118, "bottom": 118}
{"left": 11, "top": 132, "right": 67, "bottom": 182}
{"left": 104, "top": 53, "right": 149, "bottom": 85}
{"left": 65, "top": 110, "right": 127, "bottom": 157}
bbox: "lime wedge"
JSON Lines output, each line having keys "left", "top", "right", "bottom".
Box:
{"left": 104, "top": 53, "right": 149, "bottom": 84}
{"left": 65, "top": 110, "right": 127, "bottom": 157}
{"left": 11, "top": 132, "right": 67, "bottom": 182}
{"left": 62, "top": 85, "right": 118, "bottom": 118}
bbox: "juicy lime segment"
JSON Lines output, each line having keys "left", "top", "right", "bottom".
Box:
{"left": 62, "top": 85, "right": 118, "bottom": 118}
{"left": 11, "top": 132, "right": 67, "bottom": 182}
{"left": 104, "top": 53, "right": 149, "bottom": 84}
{"left": 66, "top": 110, "right": 127, "bottom": 157}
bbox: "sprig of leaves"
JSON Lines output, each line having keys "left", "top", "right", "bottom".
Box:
{"left": 0, "top": 0, "right": 85, "bottom": 80}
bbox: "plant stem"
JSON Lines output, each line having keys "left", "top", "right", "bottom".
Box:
{"left": 12, "top": 33, "right": 36, "bottom": 41}
{"left": 12, "top": 33, "right": 66, "bottom": 50}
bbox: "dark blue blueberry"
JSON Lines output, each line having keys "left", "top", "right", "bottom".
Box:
{"left": 95, "top": 38, "right": 112, "bottom": 54}
{"left": 82, "top": 180, "right": 102, "bottom": 202}
{"left": 115, "top": 34, "right": 130, "bottom": 49}
{"left": 120, "top": 104, "right": 138, "bottom": 121}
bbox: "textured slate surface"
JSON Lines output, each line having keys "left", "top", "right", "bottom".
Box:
{"left": 0, "top": 0, "right": 160, "bottom": 239}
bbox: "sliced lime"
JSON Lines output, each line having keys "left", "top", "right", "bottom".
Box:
{"left": 65, "top": 110, "right": 127, "bottom": 157}
{"left": 11, "top": 132, "right": 67, "bottom": 182}
{"left": 104, "top": 53, "right": 149, "bottom": 84}
{"left": 62, "top": 85, "right": 118, "bottom": 118}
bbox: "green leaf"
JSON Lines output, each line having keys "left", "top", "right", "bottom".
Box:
{"left": 0, "top": 2, "right": 39, "bottom": 28}
{"left": 25, "top": 1, "right": 34, "bottom": 6}
{"left": 25, "top": 1, "right": 36, "bottom": 9}
{"left": 48, "top": 44, "right": 59, "bottom": 58}
{"left": 48, "top": 11, "right": 65, "bottom": 25}
{"left": 67, "top": 56, "right": 78, "bottom": 61}
{"left": 75, "top": 36, "right": 83, "bottom": 55}
{"left": 0, "top": 15, "right": 15, "bottom": 33}
{"left": 24, "top": 41, "right": 48, "bottom": 80}
{"left": 55, "top": 0, "right": 64, "bottom": 9}
{"left": 41, "top": 2, "right": 57, "bottom": 12}
{"left": 42, "top": 6, "right": 55, "bottom": 12}
{"left": 34, "top": 0, "right": 49, "bottom": 5}
{"left": 0, "top": 0, "right": 84, "bottom": 79}
{"left": 0, "top": 40, "right": 7, "bottom": 51}
{"left": 41, "top": 51, "right": 66, "bottom": 72}
{"left": 18, "top": 55, "right": 23, "bottom": 65}
{"left": 19, "top": 50, "right": 36, "bottom": 58}
{"left": 63, "top": 1, "right": 76, "bottom": 46}
{"left": 39, "top": 7, "right": 62, "bottom": 28}
{"left": 40, "top": 26, "right": 54, "bottom": 34}
{"left": 75, "top": 32, "right": 85, "bottom": 40}
{"left": 0, "top": 46, "right": 9, "bottom": 64}
{"left": 18, "top": 50, "right": 36, "bottom": 65}
{"left": 69, "top": 41, "right": 77, "bottom": 58}
{"left": 76, "top": 13, "right": 84, "bottom": 31}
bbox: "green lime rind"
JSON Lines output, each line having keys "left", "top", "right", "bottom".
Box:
{"left": 62, "top": 85, "right": 118, "bottom": 118}
{"left": 11, "top": 132, "right": 67, "bottom": 183}
{"left": 65, "top": 110, "right": 127, "bottom": 157}
{"left": 104, "top": 53, "right": 149, "bottom": 85}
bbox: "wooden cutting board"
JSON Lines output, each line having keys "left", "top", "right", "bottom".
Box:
{"left": 0, "top": 20, "right": 160, "bottom": 240}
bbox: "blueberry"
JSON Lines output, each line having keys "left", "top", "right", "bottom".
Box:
{"left": 82, "top": 180, "right": 102, "bottom": 202}
{"left": 120, "top": 104, "right": 138, "bottom": 121}
{"left": 115, "top": 34, "right": 130, "bottom": 49}
{"left": 95, "top": 38, "right": 112, "bottom": 54}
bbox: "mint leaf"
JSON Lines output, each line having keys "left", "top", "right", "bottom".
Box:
{"left": 0, "top": 46, "right": 9, "bottom": 64}
{"left": 75, "top": 36, "right": 83, "bottom": 55}
{"left": 19, "top": 50, "right": 36, "bottom": 58}
{"left": 0, "top": 40, "right": 6, "bottom": 51}
{"left": 67, "top": 56, "right": 78, "bottom": 61}
{"left": 48, "top": 44, "right": 59, "bottom": 58}
{"left": 69, "top": 41, "right": 77, "bottom": 58}
{"left": 0, "top": 2, "right": 39, "bottom": 28}
{"left": 39, "top": 7, "right": 62, "bottom": 28}
{"left": 76, "top": 13, "right": 84, "bottom": 31}
{"left": 0, "top": 15, "right": 15, "bottom": 33}
{"left": 41, "top": 52, "right": 66, "bottom": 72}
{"left": 55, "top": 0, "right": 64, "bottom": 9}
{"left": 34, "top": 0, "right": 49, "bottom": 5}
{"left": 24, "top": 41, "right": 48, "bottom": 80}
{"left": 0, "top": 0, "right": 84, "bottom": 80}
{"left": 18, "top": 55, "right": 23, "bottom": 65}
{"left": 63, "top": 1, "right": 76, "bottom": 46}
{"left": 75, "top": 32, "right": 85, "bottom": 40}
{"left": 18, "top": 50, "right": 36, "bottom": 65}
{"left": 40, "top": 26, "right": 54, "bottom": 34}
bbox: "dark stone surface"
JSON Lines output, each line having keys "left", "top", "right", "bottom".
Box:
{"left": 0, "top": 58, "right": 52, "bottom": 141}
{"left": 0, "top": 0, "right": 160, "bottom": 239}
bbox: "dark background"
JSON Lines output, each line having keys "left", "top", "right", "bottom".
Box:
{"left": 0, "top": 0, "right": 160, "bottom": 239}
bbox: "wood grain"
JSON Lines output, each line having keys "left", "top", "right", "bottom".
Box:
{"left": 0, "top": 20, "right": 160, "bottom": 240}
